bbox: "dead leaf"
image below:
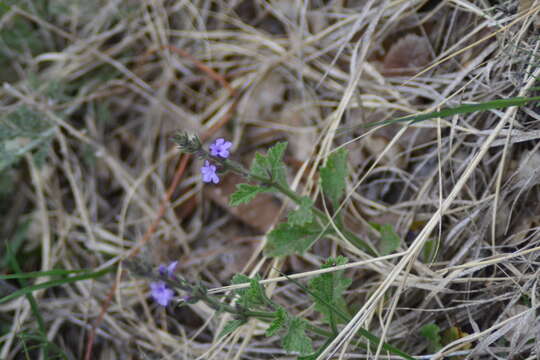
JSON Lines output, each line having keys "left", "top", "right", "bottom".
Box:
{"left": 382, "top": 34, "right": 432, "bottom": 76}
{"left": 278, "top": 102, "right": 319, "bottom": 161}
{"left": 241, "top": 71, "right": 286, "bottom": 122}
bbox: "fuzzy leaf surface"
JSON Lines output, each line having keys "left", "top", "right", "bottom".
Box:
{"left": 420, "top": 323, "right": 442, "bottom": 352}
{"left": 308, "top": 256, "right": 351, "bottom": 324}
{"left": 231, "top": 274, "right": 265, "bottom": 308}
{"left": 370, "top": 223, "right": 400, "bottom": 255}
{"left": 0, "top": 106, "right": 54, "bottom": 171}
{"left": 288, "top": 196, "right": 314, "bottom": 226}
{"left": 266, "top": 141, "right": 288, "bottom": 185}
{"left": 282, "top": 317, "right": 313, "bottom": 355}
{"left": 320, "top": 148, "right": 348, "bottom": 207}
{"left": 249, "top": 153, "right": 268, "bottom": 179}
{"left": 249, "top": 142, "right": 288, "bottom": 186}
{"left": 264, "top": 222, "right": 322, "bottom": 257}
{"left": 229, "top": 183, "right": 266, "bottom": 206}
{"left": 265, "top": 307, "right": 287, "bottom": 337}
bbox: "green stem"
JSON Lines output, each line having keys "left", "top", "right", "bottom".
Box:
{"left": 179, "top": 279, "right": 414, "bottom": 360}
{"left": 305, "top": 322, "right": 333, "bottom": 338}
{"left": 221, "top": 156, "right": 378, "bottom": 255}
{"left": 196, "top": 288, "right": 239, "bottom": 314}
{"left": 7, "top": 245, "right": 49, "bottom": 359}
{"left": 244, "top": 310, "right": 276, "bottom": 319}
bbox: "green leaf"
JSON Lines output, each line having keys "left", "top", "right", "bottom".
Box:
{"left": 219, "top": 319, "right": 246, "bottom": 338}
{"left": 264, "top": 222, "right": 323, "bottom": 257}
{"left": 249, "top": 142, "right": 288, "bottom": 185}
{"left": 0, "top": 2, "right": 11, "bottom": 13}
{"left": 320, "top": 148, "right": 348, "bottom": 207}
{"left": 297, "top": 338, "right": 333, "bottom": 360}
{"left": 229, "top": 183, "right": 266, "bottom": 206}
{"left": 231, "top": 274, "right": 265, "bottom": 308}
{"left": 6, "top": 243, "right": 47, "bottom": 358}
{"left": 288, "top": 196, "right": 314, "bottom": 226}
{"left": 423, "top": 238, "right": 438, "bottom": 263}
{"left": 420, "top": 323, "right": 442, "bottom": 353}
{"left": 266, "top": 141, "right": 288, "bottom": 185}
{"left": 266, "top": 307, "right": 287, "bottom": 337}
{"left": 282, "top": 317, "right": 313, "bottom": 355}
{"left": 249, "top": 152, "right": 269, "bottom": 179}
{"left": 269, "top": 271, "right": 416, "bottom": 360}
{"left": 370, "top": 223, "right": 400, "bottom": 255}
{"left": 308, "top": 256, "right": 352, "bottom": 325}
{"left": 0, "top": 106, "right": 55, "bottom": 171}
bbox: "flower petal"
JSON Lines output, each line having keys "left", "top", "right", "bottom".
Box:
{"left": 167, "top": 261, "right": 178, "bottom": 276}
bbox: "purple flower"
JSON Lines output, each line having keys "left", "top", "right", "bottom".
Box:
{"left": 209, "top": 138, "right": 232, "bottom": 158}
{"left": 150, "top": 281, "right": 174, "bottom": 307}
{"left": 201, "top": 160, "right": 219, "bottom": 184}
{"left": 159, "top": 261, "right": 178, "bottom": 278}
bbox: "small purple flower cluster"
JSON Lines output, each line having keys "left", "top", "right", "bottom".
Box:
{"left": 200, "top": 138, "right": 232, "bottom": 184}
{"left": 150, "top": 261, "right": 177, "bottom": 307}
{"left": 210, "top": 138, "right": 232, "bottom": 158}
{"left": 150, "top": 282, "right": 173, "bottom": 307}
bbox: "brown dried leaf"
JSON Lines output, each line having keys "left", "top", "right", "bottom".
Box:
{"left": 383, "top": 34, "right": 432, "bottom": 76}
{"left": 242, "top": 71, "right": 286, "bottom": 122}
{"left": 278, "top": 102, "right": 318, "bottom": 161}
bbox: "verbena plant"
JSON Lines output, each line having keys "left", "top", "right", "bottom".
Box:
{"left": 124, "top": 133, "right": 412, "bottom": 359}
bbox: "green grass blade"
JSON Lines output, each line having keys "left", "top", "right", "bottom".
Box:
{"left": 0, "top": 266, "right": 114, "bottom": 304}
{"left": 6, "top": 244, "right": 48, "bottom": 359}
{"left": 362, "top": 96, "right": 540, "bottom": 129}
{"left": 0, "top": 268, "right": 89, "bottom": 280}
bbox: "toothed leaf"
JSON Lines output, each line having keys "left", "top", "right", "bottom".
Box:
{"left": 266, "top": 307, "right": 287, "bottom": 337}
{"left": 370, "top": 223, "right": 400, "bottom": 255}
{"left": 264, "top": 222, "right": 323, "bottom": 257}
{"left": 282, "top": 317, "right": 313, "bottom": 355}
{"left": 288, "top": 196, "right": 314, "bottom": 226}
{"left": 420, "top": 323, "right": 442, "bottom": 353}
{"left": 249, "top": 142, "right": 288, "bottom": 186}
{"left": 320, "top": 148, "right": 348, "bottom": 207}
{"left": 308, "top": 256, "right": 351, "bottom": 324}
{"left": 231, "top": 274, "right": 265, "bottom": 308}
{"left": 229, "top": 183, "right": 266, "bottom": 206}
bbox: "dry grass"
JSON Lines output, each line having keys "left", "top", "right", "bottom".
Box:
{"left": 1, "top": 0, "right": 540, "bottom": 359}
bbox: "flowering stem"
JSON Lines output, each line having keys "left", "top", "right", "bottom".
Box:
{"left": 174, "top": 133, "right": 376, "bottom": 255}
{"left": 173, "top": 277, "right": 337, "bottom": 339}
